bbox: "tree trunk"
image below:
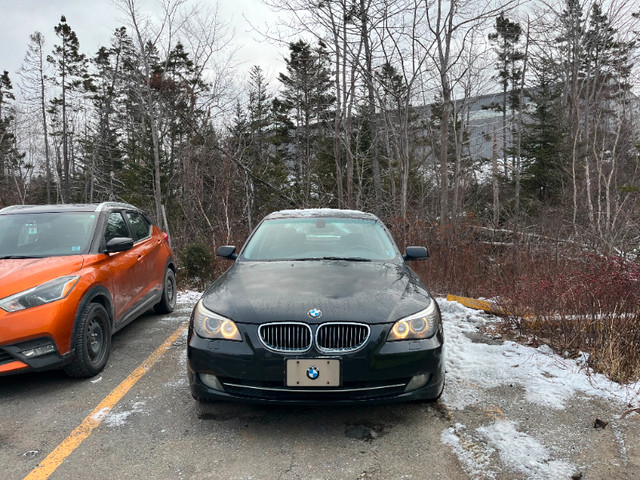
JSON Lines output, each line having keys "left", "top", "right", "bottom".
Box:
{"left": 62, "top": 63, "right": 69, "bottom": 203}
{"left": 439, "top": 85, "right": 450, "bottom": 221}
{"left": 492, "top": 126, "right": 500, "bottom": 227}
{"left": 360, "top": 0, "right": 382, "bottom": 214}
{"left": 39, "top": 50, "right": 52, "bottom": 204}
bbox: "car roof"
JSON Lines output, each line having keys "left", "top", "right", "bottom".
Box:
{"left": 265, "top": 208, "right": 379, "bottom": 221}
{"left": 0, "top": 202, "right": 140, "bottom": 215}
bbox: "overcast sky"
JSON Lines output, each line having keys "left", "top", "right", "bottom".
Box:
{"left": 0, "top": 0, "right": 285, "bottom": 84}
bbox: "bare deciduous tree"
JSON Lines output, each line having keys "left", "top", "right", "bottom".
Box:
{"left": 19, "top": 32, "right": 53, "bottom": 203}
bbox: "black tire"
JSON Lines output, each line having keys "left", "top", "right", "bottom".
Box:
{"left": 154, "top": 267, "right": 177, "bottom": 314}
{"left": 64, "top": 303, "right": 112, "bottom": 378}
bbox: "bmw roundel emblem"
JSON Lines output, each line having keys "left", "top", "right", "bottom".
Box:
{"left": 306, "top": 366, "right": 320, "bottom": 380}
{"left": 308, "top": 308, "right": 322, "bottom": 319}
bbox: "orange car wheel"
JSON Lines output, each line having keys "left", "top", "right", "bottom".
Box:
{"left": 64, "top": 302, "right": 112, "bottom": 378}
{"left": 154, "top": 267, "right": 177, "bottom": 314}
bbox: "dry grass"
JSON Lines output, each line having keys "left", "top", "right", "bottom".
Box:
{"left": 395, "top": 217, "right": 640, "bottom": 384}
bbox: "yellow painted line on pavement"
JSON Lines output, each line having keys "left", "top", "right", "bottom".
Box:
{"left": 24, "top": 321, "right": 188, "bottom": 480}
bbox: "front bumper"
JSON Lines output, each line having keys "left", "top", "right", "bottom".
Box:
{"left": 187, "top": 323, "right": 445, "bottom": 405}
{"left": 0, "top": 337, "right": 67, "bottom": 375}
{"left": 0, "top": 284, "right": 85, "bottom": 376}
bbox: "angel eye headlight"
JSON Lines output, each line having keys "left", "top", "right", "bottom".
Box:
{"left": 387, "top": 298, "right": 440, "bottom": 341}
{"left": 192, "top": 300, "right": 242, "bottom": 341}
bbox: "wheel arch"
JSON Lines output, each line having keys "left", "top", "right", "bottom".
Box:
{"left": 153, "top": 256, "right": 178, "bottom": 315}
{"left": 69, "top": 286, "right": 115, "bottom": 355}
{"left": 165, "top": 255, "right": 177, "bottom": 274}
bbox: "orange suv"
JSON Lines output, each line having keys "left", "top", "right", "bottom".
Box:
{"left": 0, "top": 202, "right": 176, "bottom": 377}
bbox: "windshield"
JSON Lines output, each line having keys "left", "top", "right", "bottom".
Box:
{"left": 241, "top": 217, "right": 399, "bottom": 261}
{"left": 0, "top": 212, "right": 98, "bottom": 258}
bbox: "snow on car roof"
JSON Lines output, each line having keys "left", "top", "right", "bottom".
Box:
{"left": 0, "top": 202, "right": 139, "bottom": 215}
{"left": 266, "top": 208, "right": 378, "bottom": 220}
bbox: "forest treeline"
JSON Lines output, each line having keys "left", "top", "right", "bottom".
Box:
{"left": 0, "top": 0, "right": 638, "bottom": 273}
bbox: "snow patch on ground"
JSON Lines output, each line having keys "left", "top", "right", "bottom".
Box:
{"left": 441, "top": 424, "right": 497, "bottom": 479}
{"left": 177, "top": 290, "right": 201, "bottom": 305}
{"left": 440, "top": 298, "right": 639, "bottom": 478}
{"left": 440, "top": 298, "right": 638, "bottom": 411}
{"left": 105, "top": 401, "right": 146, "bottom": 427}
{"left": 477, "top": 420, "right": 575, "bottom": 479}
{"left": 442, "top": 421, "right": 575, "bottom": 480}
{"left": 91, "top": 407, "right": 110, "bottom": 422}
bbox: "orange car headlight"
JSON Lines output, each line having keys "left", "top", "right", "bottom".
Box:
{"left": 0, "top": 275, "right": 80, "bottom": 312}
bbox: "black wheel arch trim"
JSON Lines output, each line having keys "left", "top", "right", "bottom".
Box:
{"left": 165, "top": 255, "right": 176, "bottom": 273}
{"left": 69, "top": 286, "right": 115, "bottom": 357}
{"left": 161, "top": 255, "right": 177, "bottom": 290}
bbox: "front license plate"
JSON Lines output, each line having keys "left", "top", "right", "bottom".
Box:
{"left": 286, "top": 359, "right": 340, "bottom": 387}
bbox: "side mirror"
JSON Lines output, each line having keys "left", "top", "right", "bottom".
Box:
{"left": 217, "top": 245, "right": 237, "bottom": 260}
{"left": 403, "top": 246, "right": 428, "bottom": 261}
{"left": 106, "top": 237, "right": 134, "bottom": 253}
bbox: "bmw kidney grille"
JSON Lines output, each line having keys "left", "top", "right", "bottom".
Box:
{"left": 258, "top": 323, "right": 313, "bottom": 352}
{"left": 258, "top": 322, "right": 370, "bottom": 353}
{"left": 316, "top": 323, "right": 370, "bottom": 353}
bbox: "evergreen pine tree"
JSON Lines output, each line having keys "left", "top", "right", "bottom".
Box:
{"left": 520, "top": 75, "right": 568, "bottom": 206}
{"left": 0, "top": 71, "right": 23, "bottom": 202}
{"left": 488, "top": 12, "right": 525, "bottom": 174}
{"left": 278, "top": 40, "right": 334, "bottom": 207}
{"left": 47, "top": 15, "right": 92, "bottom": 203}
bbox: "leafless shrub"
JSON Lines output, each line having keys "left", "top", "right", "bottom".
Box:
{"left": 399, "top": 215, "right": 640, "bottom": 383}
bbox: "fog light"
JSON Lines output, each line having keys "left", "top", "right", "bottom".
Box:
{"left": 22, "top": 344, "right": 56, "bottom": 358}
{"left": 199, "top": 373, "right": 224, "bottom": 391}
{"left": 405, "top": 374, "right": 429, "bottom": 392}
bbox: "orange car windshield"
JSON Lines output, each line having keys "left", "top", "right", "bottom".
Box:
{"left": 0, "top": 212, "right": 98, "bottom": 258}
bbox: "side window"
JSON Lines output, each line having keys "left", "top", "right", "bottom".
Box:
{"left": 126, "top": 212, "right": 152, "bottom": 242}
{"left": 105, "top": 212, "right": 130, "bottom": 243}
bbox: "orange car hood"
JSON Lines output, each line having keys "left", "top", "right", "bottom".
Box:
{"left": 0, "top": 256, "right": 85, "bottom": 298}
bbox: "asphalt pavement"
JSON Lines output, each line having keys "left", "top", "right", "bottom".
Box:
{"left": 2, "top": 296, "right": 638, "bottom": 480}
{"left": 1, "top": 299, "right": 465, "bottom": 480}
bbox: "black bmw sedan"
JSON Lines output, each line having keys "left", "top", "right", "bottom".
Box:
{"left": 187, "top": 209, "right": 444, "bottom": 404}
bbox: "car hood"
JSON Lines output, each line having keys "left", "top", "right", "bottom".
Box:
{"left": 200, "top": 260, "right": 432, "bottom": 325}
{"left": 0, "top": 256, "right": 85, "bottom": 298}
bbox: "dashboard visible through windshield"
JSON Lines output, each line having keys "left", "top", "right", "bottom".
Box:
{"left": 241, "top": 217, "right": 399, "bottom": 261}
{"left": 0, "top": 212, "right": 97, "bottom": 258}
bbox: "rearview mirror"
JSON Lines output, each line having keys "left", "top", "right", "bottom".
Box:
{"left": 403, "top": 246, "right": 428, "bottom": 261}
{"left": 217, "top": 245, "right": 237, "bottom": 260}
{"left": 105, "top": 237, "right": 134, "bottom": 253}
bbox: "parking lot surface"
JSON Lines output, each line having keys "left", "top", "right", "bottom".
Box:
{"left": 2, "top": 294, "right": 638, "bottom": 480}
{"left": 1, "top": 296, "right": 465, "bottom": 480}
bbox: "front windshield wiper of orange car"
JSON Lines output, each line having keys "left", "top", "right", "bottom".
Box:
{"left": 0, "top": 255, "right": 43, "bottom": 259}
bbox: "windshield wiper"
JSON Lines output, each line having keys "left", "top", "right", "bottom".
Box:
{"left": 0, "top": 255, "right": 41, "bottom": 259}
{"left": 285, "top": 256, "right": 371, "bottom": 262}
{"left": 321, "top": 256, "right": 371, "bottom": 262}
